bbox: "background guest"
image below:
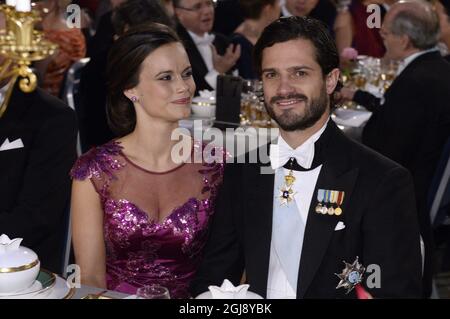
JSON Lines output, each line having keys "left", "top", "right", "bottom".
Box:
{"left": 213, "top": 0, "right": 244, "bottom": 35}
{"left": 174, "top": 0, "right": 241, "bottom": 93}
{"left": 338, "top": 0, "right": 450, "bottom": 297}
{"left": 0, "top": 12, "right": 77, "bottom": 274}
{"left": 34, "top": 0, "right": 87, "bottom": 97}
{"left": 280, "top": 0, "right": 353, "bottom": 53}
{"left": 231, "top": 0, "right": 281, "bottom": 79}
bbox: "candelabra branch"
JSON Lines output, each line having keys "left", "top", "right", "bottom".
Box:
{"left": 0, "top": 4, "right": 57, "bottom": 118}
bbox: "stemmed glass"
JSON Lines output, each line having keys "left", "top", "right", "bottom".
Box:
{"left": 136, "top": 284, "right": 170, "bottom": 299}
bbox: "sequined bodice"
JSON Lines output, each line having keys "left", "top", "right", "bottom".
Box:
{"left": 70, "top": 140, "right": 224, "bottom": 298}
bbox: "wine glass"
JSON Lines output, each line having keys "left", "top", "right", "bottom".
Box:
{"left": 136, "top": 284, "right": 170, "bottom": 299}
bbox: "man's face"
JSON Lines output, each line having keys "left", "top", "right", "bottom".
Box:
{"left": 261, "top": 39, "right": 335, "bottom": 131}
{"left": 174, "top": 0, "right": 215, "bottom": 36}
{"left": 380, "top": 10, "right": 407, "bottom": 60}
{"left": 285, "top": 0, "right": 319, "bottom": 17}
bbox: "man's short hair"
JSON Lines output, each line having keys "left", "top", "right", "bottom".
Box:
{"left": 253, "top": 16, "right": 340, "bottom": 77}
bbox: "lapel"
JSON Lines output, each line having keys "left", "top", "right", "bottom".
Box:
{"left": 0, "top": 81, "right": 34, "bottom": 137}
{"left": 245, "top": 160, "right": 275, "bottom": 298}
{"left": 296, "top": 122, "right": 359, "bottom": 298}
{"left": 176, "top": 24, "right": 209, "bottom": 78}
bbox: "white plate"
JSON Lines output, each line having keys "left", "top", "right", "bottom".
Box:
{"left": 0, "top": 281, "right": 43, "bottom": 298}
{"left": 195, "top": 291, "right": 263, "bottom": 299}
{"left": 0, "top": 272, "right": 74, "bottom": 299}
{"left": 0, "top": 269, "right": 55, "bottom": 299}
{"left": 42, "top": 276, "right": 75, "bottom": 299}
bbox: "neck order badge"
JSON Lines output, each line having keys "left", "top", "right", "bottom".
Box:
{"left": 278, "top": 158, "right": 297, "bottom": 206}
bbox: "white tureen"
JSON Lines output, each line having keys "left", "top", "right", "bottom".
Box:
{"left": 0, "top": 234, "right": 40, "bottom": 293}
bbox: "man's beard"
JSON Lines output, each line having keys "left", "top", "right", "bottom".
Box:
{"left": 265, "top": 83, "right": 329, "bottom": 132}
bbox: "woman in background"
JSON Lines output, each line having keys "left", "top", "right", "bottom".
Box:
{"left": 35, "top": 0, "right": 87, "bottom": 96}
{"left": 231, "top": 0, "right": 280, "bottom": 79}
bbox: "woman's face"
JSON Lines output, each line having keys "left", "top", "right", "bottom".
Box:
{"left": 436, "top": 1, "right": 450, "bottom": 38}
{"left": 125, "top": 42, "right": 195, "bottom": 123}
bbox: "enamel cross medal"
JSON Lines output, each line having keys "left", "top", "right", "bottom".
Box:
{"left": 279, "top": 158, "right": 297, "bottom": 206}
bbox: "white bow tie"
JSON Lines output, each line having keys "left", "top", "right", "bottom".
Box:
{"left": 193, "top": 33, "right": 215, "bottom": 46}
{"left": 269, "top": 141, "right": 315, "bottom": 170}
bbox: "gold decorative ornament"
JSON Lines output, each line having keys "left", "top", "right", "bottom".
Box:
{"left": 0, "top": 258, "right": 39, "bottom": 273}
{"left": 0, "top": 2, "right": 58, "bottom": 118}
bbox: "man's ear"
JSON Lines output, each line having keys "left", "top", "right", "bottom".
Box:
{"left": 325, "top": 68, "right": 340, "bottom": 95}
{"left": 400, "top": 34, "right": 411, "bottom": 51}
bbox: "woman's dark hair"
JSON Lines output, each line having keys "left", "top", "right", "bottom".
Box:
{"left": 253, "top": 16, "right": 340, "bottom": 77}
{"left": 239, "top": 0, "right": 277, "bottom": 20}
{"left": 106, "top": 23, "right": 180, "bottom": 136}
{"left": 111, "top": 0, "right": 175, "bottom": 36}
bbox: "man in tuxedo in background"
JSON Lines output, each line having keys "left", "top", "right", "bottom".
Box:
{"left": 191, "top": 16, "right": 422, "bottom": 298}
{"left": 0, "top": 11, "right": 77, "bottom": 274}
{"left": 339, "top": 0, "right": 450, "bottom": 296}
{"left": 173, "top": 0, "right": 240, "bottom": 94}
{"left": 0, "top": 68, "right": 77, "bottom": 274}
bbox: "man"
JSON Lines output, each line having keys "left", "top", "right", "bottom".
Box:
{"left": 191, "top": 16, "right": 422, "bottom": 298}
{"left": 0, "top": 61, "right": 77, "bottom": 273}
{"left": 340, "top": 0, "right": 450, "bottom": 296}
{"left": 173, "top": 0, "right": 240, "bottom": 93}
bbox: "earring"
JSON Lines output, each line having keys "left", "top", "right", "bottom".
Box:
{"left": 131, "top": 96, "right": 138, "bottom": 102}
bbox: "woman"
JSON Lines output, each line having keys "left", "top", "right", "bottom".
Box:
{"left": 231, "top": 0, "right": 280, "bottom": 79}
{"left": 436, "top": 0, "right": 450, "bottom": 59}
{"left": 34, "top": 0, "right": 87, "bottom": 96}
{"left": 80, "top": 0, "right": 174, "bottom": 151}
{"left": 70, "top": 23, "right": 225, "bottom": 298}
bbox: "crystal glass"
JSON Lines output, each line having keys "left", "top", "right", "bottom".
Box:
{"left": 240, "top": 80, "right": 273, "bottom": 127}
{"left": 136, "top": 284, "right": 170, "bottom": 299}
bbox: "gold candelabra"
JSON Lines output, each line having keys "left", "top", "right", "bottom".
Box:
{"left": 0, "top": 4, "right": 58, "bottom": 118}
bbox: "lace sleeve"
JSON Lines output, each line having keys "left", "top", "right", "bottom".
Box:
{"left": 70, "top": 141, "right": 126, "bottom": 196}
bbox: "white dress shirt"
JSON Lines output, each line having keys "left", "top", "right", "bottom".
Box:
{"left": 0, "top": 82, "right": 10, "bottom": 106}
{"left": 267, "top": 121, "right": 327, "bottom": 299}
{"left": 188, "top": 31, "right": 220, "bottom": 90}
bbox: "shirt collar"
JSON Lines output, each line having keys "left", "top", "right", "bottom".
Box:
{"left": 270, "top": 118, "right": 329, "bottom": 170}
{"left": 187, "top": 30, "right": 215, "bottom": 46}
{"left": 0, "top": 82, "right": 10, "bottom": 106}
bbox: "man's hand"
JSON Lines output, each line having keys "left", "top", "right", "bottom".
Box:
{"left": 211, "top": 43, "right": 241, "bottom": 74}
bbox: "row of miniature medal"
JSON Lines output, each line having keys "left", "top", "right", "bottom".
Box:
{"left": 315, "top": 189, "right": 344, "bottom": 216}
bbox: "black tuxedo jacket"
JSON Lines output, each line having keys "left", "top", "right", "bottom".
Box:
{"left": 176, "top": 24, "right": 230, "bottom": 95}
{"left": 0, "top": 84, "right": 77, "bottom": 274}
{"left": 357, "top": 52, "right": 450, "bottom": 207}
{"left": 358, "top": 52, "right": 450, "bottom": 296}
{"left": 191, "top": 121, "right": 422, "bottom": 298}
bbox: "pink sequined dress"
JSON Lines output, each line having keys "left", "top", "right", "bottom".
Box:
{"left": 70, "top": 140, "right": 225, "bottom": 298}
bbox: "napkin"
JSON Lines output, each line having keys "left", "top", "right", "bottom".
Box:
{"left": 208, "top": 279, "right": 250, "bottom": 299}
{"left": 198, "top": 90, "right": 216, "bottom": 100}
